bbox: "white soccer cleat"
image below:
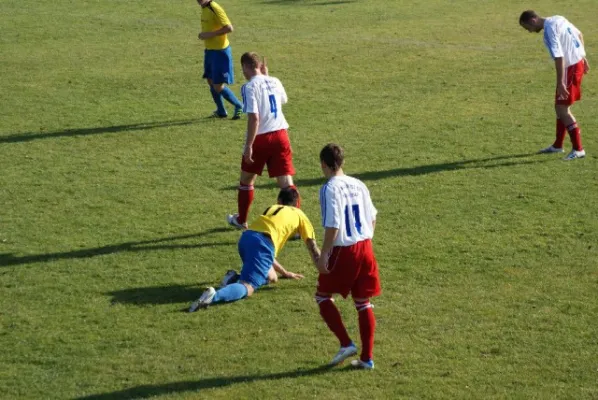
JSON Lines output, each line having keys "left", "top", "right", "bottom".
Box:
{"left": 189, "top": 287, "right": 216, "bottom": 312}
{"left": 329, "top": 343, "right": 358, "bottom": 365}
{"left": 538, "top": 145, "right": 564, "bottom": 154}
{"left": 218, "top": 269, "right": 240, "bottom": 288}
{"left": 350, "top": 359, "right": 375, "bottom": 370}
{"left": 226, "top": 213, "right": 248, "bottom": 230}
{"left": 563, "top": 149, "right": 586, "bottom": 160}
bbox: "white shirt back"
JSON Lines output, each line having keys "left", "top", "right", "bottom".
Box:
{"left": 241, "top": 75, "right": 289, "bottom": 135}
{"left": 319, "top": 175, "right": 377, "bottom": 247}
{"left": 543, "top": 16, "right": 586, "bottom": 67}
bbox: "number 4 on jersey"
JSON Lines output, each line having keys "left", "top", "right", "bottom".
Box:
{"left": 268, "top": 94, "right": 278, "bottom": 118}
{"left": 344, "top": 204, "right": 362, "bottom": 237}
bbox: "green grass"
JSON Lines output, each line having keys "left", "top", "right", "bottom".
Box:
{"left": 1, "top": 0, "right": 598, "bottom": 399}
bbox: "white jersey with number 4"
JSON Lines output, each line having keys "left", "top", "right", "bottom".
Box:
{"left": 241, "top": 75, "right": 289, "bottom": 135}
{"left": 543, "top": 16, "right": 586, "bottom": 67}
{"left": 320, "top": 175, "right": 377, "bottom": 247}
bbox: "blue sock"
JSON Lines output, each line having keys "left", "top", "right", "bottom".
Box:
{"left": 220, "top": 87, "right": 243, "bottom": 109}
{"left": 210, "top": 86, "right": 227, "bottom": 116}
{"left": 212, "top": 283, "right": 248, "bottom": 304}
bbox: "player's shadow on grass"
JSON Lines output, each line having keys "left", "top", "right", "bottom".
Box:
{"left": 222, "top": 152, "right": 543, "bottom": 190}
{"left": 107, "top": 283, "right": 213, "bottom": 306}
{"left": 0, "top": 228, "right": 233, "bottom": 267}
{"left": 76, "top": 365, "right": 354, "bottom": 400}
{"left": 0, "top": 119, "right": 203, "bottom": 144}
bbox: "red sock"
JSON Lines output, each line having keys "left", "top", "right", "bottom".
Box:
{"left": 554, "top": 119, "right": 567, "bottom": 148}
{"left": 316, "top": 296, "right": 351, "bottom": 347}
{"left": 355, "top": 301, "right": 376, "bottom": 362}
{"left": 288, "top": 185, "right": 301, "bottom": 208}
{"left": 566, "top": 122, "right": 583, "bottom": 151}
{"left": 237, "top": 182, "right": 254, "bottom": 224}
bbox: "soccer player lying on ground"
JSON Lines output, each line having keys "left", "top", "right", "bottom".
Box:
{"left": 190, "top": 188, "right": 320, "bottom": 311}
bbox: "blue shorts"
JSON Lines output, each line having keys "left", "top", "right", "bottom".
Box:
{"left": 203, "top": 46, "right": 234, "bottom": 85}
{"left": 238, "top": 230, "right": 275, "bottom": 290}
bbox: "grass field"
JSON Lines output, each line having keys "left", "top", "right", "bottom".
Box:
{"left": 1, "top": 0, "right": 597, "bottom": 398}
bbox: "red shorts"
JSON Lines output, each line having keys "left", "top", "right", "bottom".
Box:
{"left": 241, "top": 129, "right": 295, "bottom": 178}
{"left": 317, "top": 239, "right": 381, "bottom": 299}
{"left": 555, "top": 60, "right": 585, "bottom": 105}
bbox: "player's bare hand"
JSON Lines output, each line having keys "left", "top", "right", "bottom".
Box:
{"left": 283, "top": 272, "right": 304, "bottom": 280}
{"left": 583, "top": 58, "right": 590, "bottom": 74}
{"left": 243, "top": 146, "right": 254, "bottom": 164}
{"left": 260, "top": 57, "right": 269, "bottom": 75}
{"left": 316, "top": 257, "right": 330, "bottom": 274}
{"left": 198, "top": 32, "right": 209, "bottom": 40}
{"left": 556, "top": 83, "right": 569, "bottom": 100}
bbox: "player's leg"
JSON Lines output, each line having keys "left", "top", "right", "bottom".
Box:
{"left": 558, "top": 62, "right": 585, "bottom": 160}
{"left": 204, "top": 51, "right": 227, "bottom": 117}
{"left": 315, "top": 291, "right": 356, "bottom": 365}
{"left": 269, "top": 130, "right": 301, "bottom": 207}
{"left": 228, "top": 170, "right": 257, "bottom": 229}
{"left": 350, "top": 240, "right": 381, "bottom": 369}
{"left": 212, "top": 47, "right": 243, "bottom": 119}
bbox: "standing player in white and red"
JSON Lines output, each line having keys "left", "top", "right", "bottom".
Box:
{"left": 519, "top": 10, "right": 590, "bottom": 160}
{"left": 315, "top": 143, "right": 381, "bottom": 370}
{"left": 226, "top": 52, "right": 301, "bottom": 229}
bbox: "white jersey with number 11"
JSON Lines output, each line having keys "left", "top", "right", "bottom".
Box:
{"left": 241, "top": 75, "right": 289, "bottom": 135}
{"left": 320, "top": 175, "right": 377, "bottom": 247}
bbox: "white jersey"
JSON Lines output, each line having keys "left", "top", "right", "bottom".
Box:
{"left": 543, "top": 16, "right": 586, "bottom": 67}
{"left": 319, "top": 175, "right": 377, "bottom": 247}
{"left": 241, "top": 75, "right": 289, "bottom": 135}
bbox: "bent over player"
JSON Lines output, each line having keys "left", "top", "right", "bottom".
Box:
{"left": 190, "top": 188, "right": 320, "bottom": 311}
{"left": 315, "top": 144, "right": 381, "bottom": 370}
{"left": 227, "top": 52, "right": 301, "bottom": 229}
{"left": 519, "top": 10, "right": 590, "bottom": 160}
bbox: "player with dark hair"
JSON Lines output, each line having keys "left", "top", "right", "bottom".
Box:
{"left": 226, "top": 52, "right": 301, "bottom": 230}
{"left": 197, "top": 0, "right": 243, "bottom": 119}
{"left": 315, "top": 144, "right": 381, "bottom": 369}
{"left": 190, "top": 188, "right": 320, "bottom": 311}
{"left": 519, "top": 10, "right": 589, "bottom": 160}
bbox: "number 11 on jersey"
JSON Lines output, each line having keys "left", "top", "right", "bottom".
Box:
{"left": 344, "top": 204, "right": 362, "bottom": 236}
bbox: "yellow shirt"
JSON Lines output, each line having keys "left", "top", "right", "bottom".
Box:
{"left": 248, "top": 205, "right": 316, "bottom": 257}
{"left": 201, "top": 1, "right": 231, "bottom": 50}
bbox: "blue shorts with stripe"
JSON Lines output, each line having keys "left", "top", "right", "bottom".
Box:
{"left": 203, "top": 46, "right": 234, "bottom": 85}
{"left": 238, "top": 230, "right": 275, "bottom": 289}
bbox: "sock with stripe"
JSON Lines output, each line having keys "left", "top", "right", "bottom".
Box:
{"left": 237, "top": 182, "right": 254, "bottom": 224}
{"left": 355, "top": 300, "right": 376, "bottom": 362}
{"left": 566, "top": 121, "right": 583, "bottom": 151}
{"left": 316, "top": 296, "right": 352, "bottom": 347}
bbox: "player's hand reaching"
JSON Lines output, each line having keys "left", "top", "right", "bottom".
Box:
{"left": 556, "top": 82, "right": 569, "bottom": 100}
{"left": 283, "top": 271, "right": 304, "bottom": 280}
{"left": 260, "top": 57, "right": 269, "bottom": 76}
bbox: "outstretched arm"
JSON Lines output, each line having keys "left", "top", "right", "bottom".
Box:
{"left": 272, "top": 259, "right": 304, "bottom": 280}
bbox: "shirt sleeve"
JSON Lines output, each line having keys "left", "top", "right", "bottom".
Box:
{"left": 212, "top": 3, "right": 231, "bottom": 26}
{"left": 241, "top": 84, "right": 258, "bottom": 114}
{"left": 297, "top": 211, "right": 316, "bottom": 241}
{"left": 320, "top": 184, "right": 341, "bottom": 229}
{"left": 543, "top": 24, "right": 563, "bottom": 59}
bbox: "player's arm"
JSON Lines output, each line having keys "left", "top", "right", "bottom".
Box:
{"left": 243, "top": 113, "right": 259, "bottom": 163}
{"left": 272, "top": 259, "right": 304, "bottom": 280}
{"left": 554, "top": 57, "right": 569, "bottom": 98}
{"left": 316, "top": 227, "right": 338, "bottom": 274}
{"left": 304, "top": 238, "right": 321, "bottom": 267}
{"left": 578, "top": 32, "right": 590, "bottom": 73}
{"left": 199, "top": 25, "right": 233, "bottom": 40}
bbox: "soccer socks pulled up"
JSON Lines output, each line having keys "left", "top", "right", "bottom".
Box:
{"left": 210, "top": 86, "right": 227, "bottom": 116}
{"left": 212, "top": 283, "right": 248, "bottom": 304}
{"left": 554, "top": 119, "right": 567, "bottom": 149}
{"left": 237, "top": 182, "right": 254, "bottom": 224}
{"left": 316, "top": 296, "right": 352, "bottom": 348}
{"left": 355, "top": 300, "right": 376, "bottom": 362}
{"left": 566, "top": 122, "right": 583, "bottom": 151}
{"left": 220, "top": 87, "right": 243, "bottom": 109}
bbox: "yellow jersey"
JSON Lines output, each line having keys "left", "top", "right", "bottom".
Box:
{"left": 248, "top": 205, "right": 316, "bottom": 257}
{"left": 201, "top": 1, "right": 231, "bottom": 50}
